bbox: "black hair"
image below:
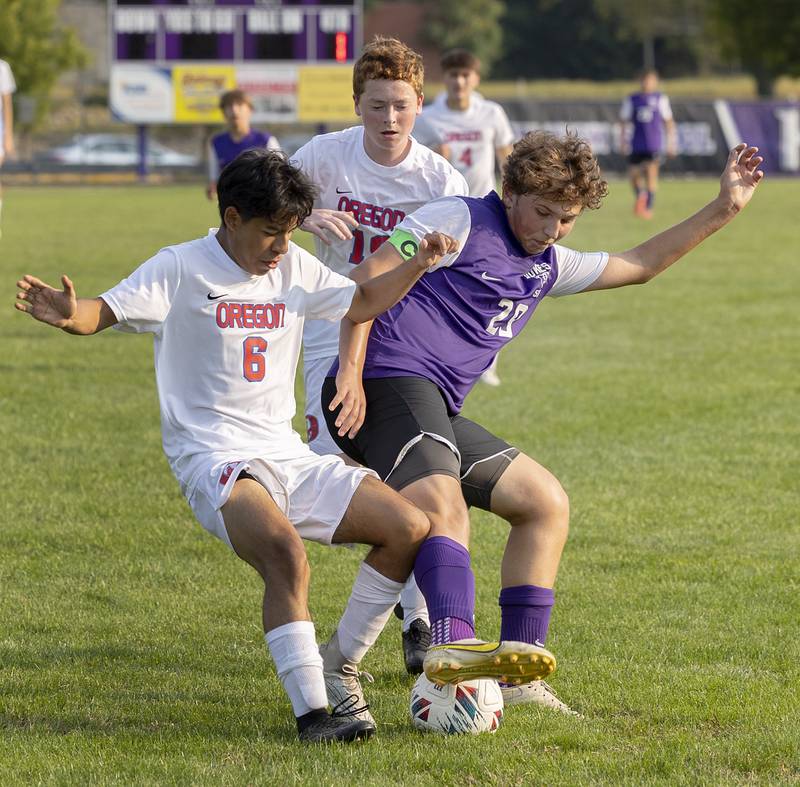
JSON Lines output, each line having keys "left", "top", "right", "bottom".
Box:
{"left": 216, "top": 149, "right": 317, "bottom": 229}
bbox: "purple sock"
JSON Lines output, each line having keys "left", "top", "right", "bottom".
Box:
{"left": 499, "top": 585, "right": 554, "bottom": 647}
{"left": 646, "top": 190, "right": 655, "bottom": 209}
{"left": 414, "top": 536, "right": 475, "bottom": 645}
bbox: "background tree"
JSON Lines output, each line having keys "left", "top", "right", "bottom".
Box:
{"left": 0, "top": 0, "right": 88, "bottom": 129}
{"left": 710, "top": 0, "right": 800, "bottom": 96}
{"left": 420, "top": 0, "right": 505, "bottom": 76}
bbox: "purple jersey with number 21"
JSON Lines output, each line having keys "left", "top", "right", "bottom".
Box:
{"left": 353, "top": 192, "right": 559, "bottom": 414}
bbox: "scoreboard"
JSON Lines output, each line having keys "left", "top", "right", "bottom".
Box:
{"left": 112, "top": 0, "right": 360, "bottom": 65}
{"left": 109, "top": 1, "right": 363, "bottom": 124}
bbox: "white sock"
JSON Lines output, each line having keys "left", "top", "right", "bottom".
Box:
{"left": 400, "top": 574, "right": 429, "bottom": 631}
{"left": 265, "top": 621, "right": 327, "bottom": 717}
{"left": 336, "top": 562, "right": 404, "bottom": 664}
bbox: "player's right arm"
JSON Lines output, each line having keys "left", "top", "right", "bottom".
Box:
{"left": 330, "top": 234, "right": 457, "bottom": 437}
{"left": 15, "top": 274, "right": 117, "bottom": 335}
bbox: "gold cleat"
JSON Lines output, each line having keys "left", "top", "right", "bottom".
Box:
{"left": 423, "top": 640, "right": 556, "bottom": 685}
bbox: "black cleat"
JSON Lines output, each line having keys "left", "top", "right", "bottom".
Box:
{"left": 298, "top": 713, "right": 376, "bottom": 743}
{"left": 402, "top": 618, "right": 431, "bottom": 675}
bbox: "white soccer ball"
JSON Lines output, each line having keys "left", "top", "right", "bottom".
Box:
{"left": 410, "top": 674, "right": 504, "bottom": 735}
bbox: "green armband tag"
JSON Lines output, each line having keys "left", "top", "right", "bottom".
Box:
{"left": 388, "top": 229, "right": 420, "bottom": 261}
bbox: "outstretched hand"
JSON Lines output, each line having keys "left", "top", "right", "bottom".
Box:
{"left": 720, "top": 144, "right": 764, "bottom": 213}
{"left": 15, "top": 274, "right": 78, "bottom": 329}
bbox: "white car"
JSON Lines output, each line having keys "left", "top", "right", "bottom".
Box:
{"left": 43, "top": 134, "right": 199, "bottom": 168}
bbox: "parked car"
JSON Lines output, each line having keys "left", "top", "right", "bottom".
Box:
{"left": 40, "top": 134, "right": 200, "bottom": 168}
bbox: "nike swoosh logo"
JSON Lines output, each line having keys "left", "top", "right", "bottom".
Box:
{"left": 207, "top": 292, "right": 228, "bottom": 300}
{"left": 481, "top": 272, "right": 502, "bottom": 282}
{"left": 335, "top": 188, "right": 352, "bottom": 194}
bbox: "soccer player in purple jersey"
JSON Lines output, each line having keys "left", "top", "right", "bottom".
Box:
{"left": 206, "top": 89, "right": 280, "bottom": 201}
{"left": 321, "top": 131, "right": 764, "bottom": 714}
{"left": 619, "top": 69, "right": 677, "bottom": 219}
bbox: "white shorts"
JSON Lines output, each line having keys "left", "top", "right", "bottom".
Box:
{"left": 187, "top": 448, "right": 377, "bottom": 550}
{"left": 303, "top": 354, "right": 341, "bottom": 457}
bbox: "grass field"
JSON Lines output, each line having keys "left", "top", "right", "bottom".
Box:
{"left": 1, "top": 177, "right": 798, "bottom": 785}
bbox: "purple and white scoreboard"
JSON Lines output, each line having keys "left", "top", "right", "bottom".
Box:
{"left": 109, "top": 0, "right": 363, "bottom": 124}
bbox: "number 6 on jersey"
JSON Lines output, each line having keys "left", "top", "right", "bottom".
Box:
{"left": 243, "top": 336, "right": 268, "bottom": 381}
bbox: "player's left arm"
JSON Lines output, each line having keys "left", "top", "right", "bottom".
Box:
{"left": 2, "top": 91, "right": 13, "bottom": 158}
{"left": 585, "top": 144, "right": 764, "bottom": 292}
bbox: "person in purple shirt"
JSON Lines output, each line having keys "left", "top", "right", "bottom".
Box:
{"left": 206, "top": 89, "right": 280, "bottom": 201}
{"left": 322, "top": 130, "right": 763, "bottom": 715}
{"left": 619, "top": 69, "right": 677, "bottom": 219}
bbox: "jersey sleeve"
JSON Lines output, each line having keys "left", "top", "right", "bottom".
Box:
{"left": 659, "top": 94, "right": 674, "bottom": 121}
{"left": 297, "top": 246, "right": 357, "bottom": 321}
{"left": 619, "top": 96, "right": 633, "bottom": 121}
{"left": 442, "top": 166, "right": 470, "bottom": 197}
{"left": 492, "top": 104, "right": 515, "bottom": 147}
{"left": 266, "top": 134, "right": 281, "bottom": 151}
{"left": 391, "top": 197, "right": 471, "bottom": 271}
{"left": 0, "top": 61, "right": 16, "bottom": 95}
{"left": 549, "top": 245, "right": 609, "bottom": 297}
{"left": 101, "top": 248, "right": 181, "bottom": 333}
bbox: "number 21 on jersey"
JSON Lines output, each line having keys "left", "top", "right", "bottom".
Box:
{"left": 486, "top": 298, "right": 529, "bottom": 338}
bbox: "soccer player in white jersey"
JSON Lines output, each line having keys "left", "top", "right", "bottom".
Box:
{"left": 291, "top": 37, "right": 468, "bottom": 675}
{"left": 0, "top": 57, "right": 16, "bottom": 239}
{"left": 414, "top": 48, "right": 515, "bottom": 387}
{"left": 14, "top": 149, "right": 471, "bottom": 743}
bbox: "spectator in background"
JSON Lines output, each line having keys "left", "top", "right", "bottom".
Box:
{"left": 206, "top": 89, "right": 280, "bottom": 200}
{"left": 619, "top": 69, "right": 677, "bottom": 219}
{"left": 0, "top": 57, "right": 16, "bottom": 239}
{"left": 414, "top": 49, "right": 515, "bottom": 387}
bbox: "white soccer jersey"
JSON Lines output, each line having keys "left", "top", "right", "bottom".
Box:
{"left": 414, "top": 93, "right": 515, "bottom": 197}
{"left": 101, "top": 231, "right": 356, "bottom": 494}
{"left": 291, "top": 125, "right": 468, "bottom": 361}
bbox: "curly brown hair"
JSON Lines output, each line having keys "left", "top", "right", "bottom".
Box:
{"left": 352, "top": 37, "right": 424, "bottom": 99}
{"left": 503, "top": 131, "right": 608, "bottom": 210}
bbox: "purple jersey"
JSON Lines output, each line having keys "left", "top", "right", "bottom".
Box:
{"left": 333, "top": 192, "right": 560, "bottom": 414}
{"left": 627, "top": 92, "right": 671, "bottom": 154}
{"left": 212, "top": 130, "right": 273, "bottom": 169}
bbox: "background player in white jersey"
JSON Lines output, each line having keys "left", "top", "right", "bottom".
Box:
{"left": 0, "top": 57, "right": 16, "bottom": 239}
{"left": 414, "top": 48, "right": 515, "bottom": 387}
{"left": 291, "top": 37, "right": 468, "bottom": 674}
{"left": 14, "top": 149, "right": 465, "bottom": 743}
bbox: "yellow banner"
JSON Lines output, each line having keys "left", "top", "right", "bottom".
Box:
{"left": 297, "top": 65, "right": 354, "bottom": 123}
{"left": 173, "top": 65, "right": 236, "bottom": 122}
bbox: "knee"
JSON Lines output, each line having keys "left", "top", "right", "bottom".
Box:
{"left": 509, "top": 474, "right": 570, "bottom": 534}
{"left": 254, "top": 536, "right": 310, "bottom": 588}
{"left": 389, "top": 503, "right": 431, "bottom": 550}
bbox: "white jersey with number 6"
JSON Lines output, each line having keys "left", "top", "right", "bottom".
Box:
{"left": 292, "top": 125, "right": 468, "bottom": 362}
{"left": 101, "top": 231, "right": 356, "bottom": 494}
{"left": 415, "top": 93, "right": 515, "bottom": 197}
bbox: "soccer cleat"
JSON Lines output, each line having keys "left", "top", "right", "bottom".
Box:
{"left": 320, "top": 633, "right": 376, "bottom": 726}
{"left": 423, "top": 640, "right": 556, "bottom": 685}
{"left": 501, "top": 680, "right": 583, "bottom": 717}
{"left": 298, "top": 713, "right": 376, "bottom": 743}
{"left": 401, "top": 618, "right": 431, "bottom": 675}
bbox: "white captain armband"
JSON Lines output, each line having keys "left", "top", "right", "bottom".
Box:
{"left": 388, "top": 229, "right": 420, "bottom": 261}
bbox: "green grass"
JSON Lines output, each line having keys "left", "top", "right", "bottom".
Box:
{"left": 1, "top": 179, "right": 798, "bottom": 785}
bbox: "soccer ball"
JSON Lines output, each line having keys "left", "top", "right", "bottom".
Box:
{"left": 409, "top": 674, "right": 504, "bottom": 735}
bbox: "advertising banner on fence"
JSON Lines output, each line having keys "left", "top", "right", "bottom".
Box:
{"left": 498, "top": 98, "right": 799, "bottom": 175}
